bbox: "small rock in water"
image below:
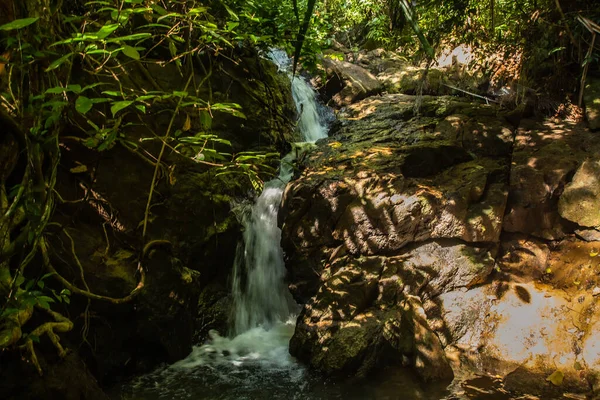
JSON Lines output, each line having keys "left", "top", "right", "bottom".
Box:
{"left": 222, "top": 350, "right": 231, "bottom": 357}
{"left": 592, "top": 287, "right": 600, "bottom": 297}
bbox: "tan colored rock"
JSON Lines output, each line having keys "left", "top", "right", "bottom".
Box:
{"left": 559, "top": 160, "right": 600, "bottom": 228}
{"left": 320, "top": 57, "right": 383, "bottom": 106}
{"left": 504, "top": 120, "right": 600, "bottom": 239}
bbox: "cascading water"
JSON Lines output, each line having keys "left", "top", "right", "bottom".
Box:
{"left": 231, "top": 49, "right": 329, "bottom": 335}
{"left": 119, "top": 50, "right": 333, "bottom": 399}
{"left": 117, "top": 50, "right": 514, "bottom": 400}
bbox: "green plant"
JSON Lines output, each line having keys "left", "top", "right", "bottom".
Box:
{"left": 0, "top": 0, "right": 289, "bottom": 374}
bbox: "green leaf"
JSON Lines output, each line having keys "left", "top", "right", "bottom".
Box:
{"left": 37, "top": 296, "right": 55, "bottom": 303}
{"left": 111, "top": 100, "right": 133, "bottom": 116}
{"left": 37, "top": 299, "right": 50, "bottom": 309}
{"left": 45, "top": 53, "right": 74, "bottom": 72}
{"left": 95, "top": 23, "right": 120, "bottom": 39}
{"left": 25, "top": 279, "right": 35, "bottom": 291}
{"left": 168, "top": 40, "right": 177, "bottom": 59}
{"left": 135, "top": 104, "right": 146, "bottom": 113}
{"left": 81, "top": 82, "right": 108, "bottom": 92}
{"left": 76, "top": 96, "right": 94, "bottom": 114}
{"left": 91, "top": 98, "right": 111, "bottom": 104}
{"left": 151, "top": 4, "right": 168, "bottom": 16}
{"left": 67, "top": 84, "right": 82, "bottom": 94}
{"left": 40, "top": 272, "right": 56, "bottom": 281}
{"left": 1, "top": 308, "right": 19, "bottom": 318}
{"left": 105, "top": 33, "right": 152, "bottom": 42}
{"left": 15, "top": 275, "right": 25, "bottom": 287}
{"left": 102, "top": 91, "right": 121, "bottom": 97}
{"left": 37, "top": 280, "right": 45, "bottom": 289}
{"left": 122, "top": 45, "right": 140, "bottom": 60}
{"left": 45, "top": 86, "right": 68, "bottom": 94}
{"left": 199, "top": 110, "right": 212, "bottom": 130}
{"left": 0, "top": 17, "right": 39, "bottom": 31}
{"left": 28, "top": 334, "right": 40, "bottom": 343}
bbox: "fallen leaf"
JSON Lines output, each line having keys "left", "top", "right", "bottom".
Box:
{"left": 69, "top": 164, "right": 88, "bottom": 173}
{"left": 546, "top": 370, "right": 564, "bottom": 386}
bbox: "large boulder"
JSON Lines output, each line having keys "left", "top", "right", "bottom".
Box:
{"left": 559, "top": 159, "right": 600, "bottom": 229}
{"left": 437, "top": 237, "right": 600, "bottom": 397}
{"left": 503, "top": 119, "right": 600, "bottom": 239}
{"left": 319, "top": 57, "right": 384, "bottom": 106}
{"left": 281, "top": 95, "right": 512, "bottom": 380}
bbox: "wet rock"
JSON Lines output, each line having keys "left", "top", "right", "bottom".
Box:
{"left": 436, "top": 236, "right": 600, "bottom": 397}
{"left": 575, "top": 228, "right": 600, "bottom": 242}
{"left": 495, "top": 234, "right": 550, "bottom": 280}
{"left": 289, "top": 255, "right": 456, "bottom": 382}
{"left": 0, "top": 352, "right": 109, "bottom": 400}
{"left": 559, "top": 160, "right": 600, "bottom": 229}
{"left": 320, "top": 57, "right": 384, "bottom": 106}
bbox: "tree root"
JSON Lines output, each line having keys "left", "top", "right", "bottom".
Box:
{"left": 39, "top": 237, "right": 145, "bottom": 304}
{"left": 18, "top": 307, "right": 74, "bottom": 376}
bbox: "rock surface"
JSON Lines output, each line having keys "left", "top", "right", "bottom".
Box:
{"left": 320, "top": 57, "right": 384, "bottom": 106}
{"left": 559, "top": 160, "right": 600, "bottom": 229}
{"left": 503, "top": 119, "right": 600, "bottom": 239}
{"left": 282, "top": 95, "right": 512, "bottom": 380}
{"left": 282, "top": 81, "right": 600, "bottom": 397}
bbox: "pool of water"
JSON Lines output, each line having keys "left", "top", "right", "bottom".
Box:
{"left": 113, "top": 322, "right": 530, "bottom": 400}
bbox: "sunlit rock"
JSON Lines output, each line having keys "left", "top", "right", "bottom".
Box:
{"left": 559, "top": 159, "right": 600, "bottom": 229}
{"left": 503, "top": 119, "right": 600, "bottom": 239}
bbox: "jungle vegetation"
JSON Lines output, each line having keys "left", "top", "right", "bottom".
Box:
{"left": 0, "top": 0, "right": 598, "bottom": 377}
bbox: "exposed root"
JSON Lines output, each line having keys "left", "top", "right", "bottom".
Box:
{"left": 18, "top": 307, "right": 74, "bottom": 376}
{"left": 39, "top": 237, "right": 145, "bottom": 304}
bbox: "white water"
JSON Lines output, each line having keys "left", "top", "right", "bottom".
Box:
{"left": 153, "top": 49, "right": 329, "bottom": 379}
{"left": 231, "top": 51, "right": 328, "bottom": 334}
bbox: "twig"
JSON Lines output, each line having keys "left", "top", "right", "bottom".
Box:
{"left": 554, "top": 0, "right": 579, "bottom": 51}
{"left": 141, "top": 74, "right": 193, "bottom": 240}
{"left": 442, "top": 83, "right": 499, "bottom": 104}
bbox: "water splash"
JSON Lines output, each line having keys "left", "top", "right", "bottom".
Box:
{"left": 120, "top": 49, "right": 331, "bottom": 400}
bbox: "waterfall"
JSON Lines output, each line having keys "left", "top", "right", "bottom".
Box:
{"left": 231, "top": 50, "right": 329, "bottom": 334}
{"left": 163, "top": 50, "right": 329, "bottom": 373}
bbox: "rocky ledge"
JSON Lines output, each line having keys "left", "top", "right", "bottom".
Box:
{"left": 280, "top": 91, "right": 600, "bottom": 397}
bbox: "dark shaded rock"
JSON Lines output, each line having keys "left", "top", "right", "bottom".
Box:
{"left": 0, "top": 352, "right": 109, "bottom": 400}
{"left": 145, "top": 51, "right": 297, "bottom": 152}
{"left": 289, "top": 254, "right": 458, "bottom": 381}
{"left": 575, "top": 228, "right": 600, "bottom": 242}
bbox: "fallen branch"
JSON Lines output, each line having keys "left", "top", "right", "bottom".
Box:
{"left": 442, "top": 83, "right": 499, "bottom": 104}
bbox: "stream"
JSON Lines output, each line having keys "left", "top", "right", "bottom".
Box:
{"left": 115, "top": 51, "right": 523, "bottom": 400}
